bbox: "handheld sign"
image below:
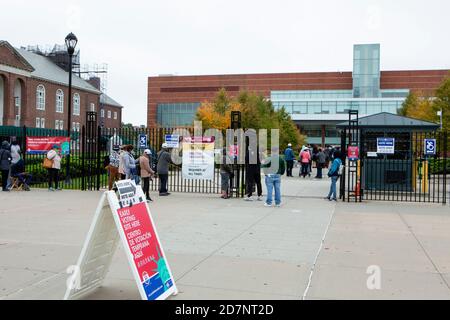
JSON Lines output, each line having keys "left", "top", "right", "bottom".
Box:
{"left": 64, "top": 180, "right": 177, "bottom": 300}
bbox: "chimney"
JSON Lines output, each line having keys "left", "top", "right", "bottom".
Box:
{"left": 88, "top": 77, "right": 101, "bottom": 90}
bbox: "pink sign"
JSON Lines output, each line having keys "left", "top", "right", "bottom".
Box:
{"left": 116, "top": 202, "right": 173, "bottom": 300}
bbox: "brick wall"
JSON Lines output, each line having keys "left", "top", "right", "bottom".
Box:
{"left": 147, "top": 70, "right": 450, "bottom": 127}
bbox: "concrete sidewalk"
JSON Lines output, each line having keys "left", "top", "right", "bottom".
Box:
{"left": 0, "top": 173, "right": 449, "bottom": 300}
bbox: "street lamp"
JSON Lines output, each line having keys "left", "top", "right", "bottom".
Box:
{"left": 437, "top": 110, "right": 443, "bottom": 130}
{"left": 65, "top": 32, "right": 78, "bottom": 184}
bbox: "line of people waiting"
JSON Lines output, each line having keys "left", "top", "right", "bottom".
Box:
{"left": 220, "top": 144, "right": 343, "bottom": 205}
{"left": 105, "top": 143, "right": 174, "bottom": 202}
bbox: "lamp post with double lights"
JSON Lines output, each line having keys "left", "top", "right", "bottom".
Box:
{"left": 65, "top": 32, "right": 78, "bottom": 184}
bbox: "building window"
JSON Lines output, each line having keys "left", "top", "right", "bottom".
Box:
{"left": 114, "top": 111, "right": 117, "bottom": 120}
{"left": 56, "top": 89, "right": 64, "bottom": 113}
{"left": 107, "top": 110, "right": 111, "bottom": 119}
{"left": 101, "top": 109, "right": 105, "bottom": 118}
{"left": 76, "top": 122, "right": 80, "bottom": 132}
{"left": 55, "top": 120, "right": 64, "bottom": 130}
{"left": 40, "top": 118, "right": 45, "bottom": 128}
{"left": 90, "top": 103, "right": 95, "bottom": 112}
{"left": 36, "top": 118, "right": 40, "bottom": 128}
{"left": 36, "top": 85, "right": 46, "bottom": 110}
{"left": 157, "top": 102, "right": 201, "bottom": 127}
{"left": 73, "top": 93, "right": 80, "bottom": 115}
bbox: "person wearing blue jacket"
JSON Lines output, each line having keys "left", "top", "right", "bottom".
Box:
{"left": 284, "top": 143, "right": 295, "bottom": 177}
{"left": 326, "top": 150, "right": 342, "bottom": 201}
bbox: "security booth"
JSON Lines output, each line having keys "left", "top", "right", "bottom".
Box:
{"left": 337, "top": 112, "right": 447, "bottom": 203}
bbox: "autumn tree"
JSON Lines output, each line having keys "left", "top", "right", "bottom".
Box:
{"left": 399, "top": 73, "right": 450, "bottom": 131}
{"left": 196, "top": 89, "right": 306, "bottom": 149}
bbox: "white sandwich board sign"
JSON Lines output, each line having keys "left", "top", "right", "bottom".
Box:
{"left": 64, "top": 180, "right": 178, "bottom": 300}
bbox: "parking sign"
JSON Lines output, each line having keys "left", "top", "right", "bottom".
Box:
{"left": 139, "top": 134, "right": 147, "bottom": 149}
{"left": 424, "top": 139, "right": 436, "bottom": 156}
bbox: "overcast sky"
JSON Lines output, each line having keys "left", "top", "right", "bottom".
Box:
{"left": 2, "top": 0, "right": 450, "bottom": 125}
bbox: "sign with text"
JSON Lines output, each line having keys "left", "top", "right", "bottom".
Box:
{"left": 165, "top": 135, "right": 180, "bottom": 149}
{"left": 64, "top": 180, "right": 177, "bottom": 300}
{"left": 182, "top": 137, "right": 215, "bottom": 181}
{"left": 138, "top": 134, "right": 147, "bottom": 149}
{"left": 116, "top": 202, "right": 174, "bottom": 299}
{"left": 424, "top": 139, "right": 437, "bottom": 156}
{"left": 347, "top": 146, "right": 359, "bottom": 161}
{"left": 26, "top": 137, "right": 70, "bottom": 155}
{"left": 377, "top": 138, "right": 395, "bottom": 155}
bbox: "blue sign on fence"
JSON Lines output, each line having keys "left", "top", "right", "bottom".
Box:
{"left": 377, "top": 137, "right": 395, "bottom": 154}
{"left": 424, "top": 139, "right": 436, "bottom": 156}
{"left": 138, "top": 134, "right": 147, "bottom": 149}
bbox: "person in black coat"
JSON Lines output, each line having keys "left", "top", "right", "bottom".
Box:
{"left": 244, "top": 145, "right": 263, "bottom": 201}
{"left": 0, "top": 141, "right": 12, "bottom": 192}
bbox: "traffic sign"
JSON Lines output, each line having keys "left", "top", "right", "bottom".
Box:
{"left": 138, "top": 134, "right": 147, "bottom": 149}
{"left": 424, "top": 139, "right": 437, "bottom": 156}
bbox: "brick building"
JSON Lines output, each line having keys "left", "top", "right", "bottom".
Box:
{"left": 0, "top": 40, "right": 123, "bottom": 130}
{"left": 148, "top": 44, "right": 449, "bottom": 145}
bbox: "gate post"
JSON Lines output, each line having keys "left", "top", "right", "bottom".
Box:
{"left": 81, "top": 125, "right": 86, "bottom": 191}
{"left": 96, "top": 125, "right": 101, "bottom": 191}
{"left": 444, "top": 131, "right": 448, "bottom": 205}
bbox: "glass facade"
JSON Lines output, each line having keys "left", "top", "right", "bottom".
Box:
{"left": 271, "top": 90, "right": 408, "bottom": 116}
{"left": 157, "top": 102, "right": 201, "bottom": 127}
{"left": 353, "top": 44, "right": 380, "bottom": 98}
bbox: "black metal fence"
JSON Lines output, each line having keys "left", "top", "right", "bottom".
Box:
{"left": 0, "top": 123, "right": 247, "bottom": 197}
{"left": 342, "top": 129, "right": 448, "bottom": 204}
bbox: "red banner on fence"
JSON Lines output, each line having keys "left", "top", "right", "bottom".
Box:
{"left": 26, "top": 137, "right": 70, "bottom": 155}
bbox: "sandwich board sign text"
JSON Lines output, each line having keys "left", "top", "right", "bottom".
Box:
{"left": 377, "top": 137, "right": 395, "bottom": 155}
{"left": 64, "top": 180, "right": 177, "bottom": 300}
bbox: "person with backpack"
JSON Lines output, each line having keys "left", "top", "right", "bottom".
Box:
{"left": 0, "top": 141, "right": 12, "bottom": 192}
{"left": 326, "top": 150, "right": 343, "bottom": 202}
{"left": 139, "top": 149, "right": 155, "bottom": 202}
{"left": 46, "top": 145, "right": 62, "bottom": 191}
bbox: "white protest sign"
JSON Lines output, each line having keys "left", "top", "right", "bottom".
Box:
{"left": 64, "top": 180, "right": 178, "bottom": 300}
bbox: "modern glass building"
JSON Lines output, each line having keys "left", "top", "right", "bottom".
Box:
{"left": 271, "top": 44, "right": 410, "bottom": 145}
{"left": 148, "top": 44, "right": 448, "bottom": 141}
{"left": 156, "top": 102, "right": 201, "bottom": 127}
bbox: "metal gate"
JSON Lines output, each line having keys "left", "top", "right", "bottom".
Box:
{"left": 343, "top": 129, "right": 448, "bottom": 204}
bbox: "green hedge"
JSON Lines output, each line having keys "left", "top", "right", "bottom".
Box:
{"left": 429, "top": 159, "right": 450, "bottom": 175}
{"left": 25, "top": 156, "right": 107, "bottom": 184}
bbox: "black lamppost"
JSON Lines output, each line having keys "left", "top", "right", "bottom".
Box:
{"left": 65, "top": 32, "right": 78, "bottom": 184}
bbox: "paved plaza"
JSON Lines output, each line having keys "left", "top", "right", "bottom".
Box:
{"left": 0, "top": 170, "right": 449, "bottom": 300}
